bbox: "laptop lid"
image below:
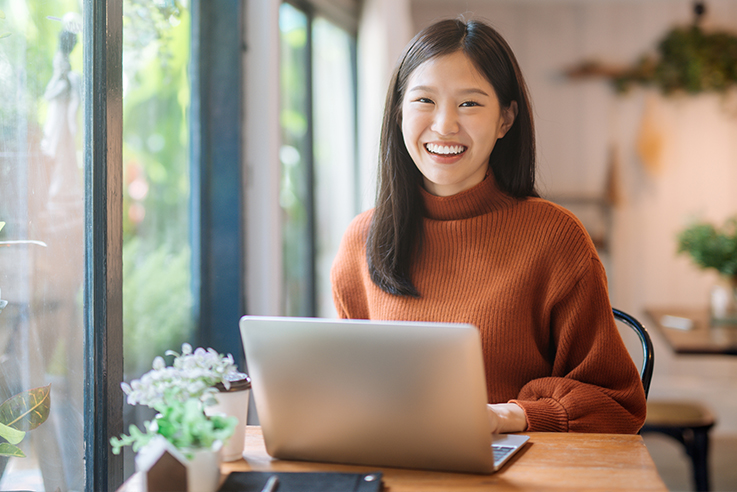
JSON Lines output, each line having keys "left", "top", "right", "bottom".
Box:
{"left": 240, "top": 315, "right": 522, "bottom": 474}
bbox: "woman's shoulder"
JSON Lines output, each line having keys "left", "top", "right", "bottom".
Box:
{"left": 519, "top": 197, "right": 590, "bottom": 238}
{"left": 512, "top": 196, "right": 599, "bottom": 264}
{"left": 341, "top": 208, "right": 374, "bottom": 244}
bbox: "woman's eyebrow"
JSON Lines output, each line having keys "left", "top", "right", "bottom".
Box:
{"left": 457, "top": 88, "right": 490, "bottom": 97}
{"left": 407, "top": 85, "right": 435, "bottom": 93}
{"left": 407, "top": 85, "right": 489, "bottom": 97}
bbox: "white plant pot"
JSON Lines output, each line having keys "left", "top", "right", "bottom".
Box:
{"left": 186, "top": 448, "right": 222, "bottom": 492}
{"left": 205, "top": 372, "right": 251, "bottom": 461}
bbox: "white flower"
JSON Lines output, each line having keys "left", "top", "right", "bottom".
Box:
{"left": 152, "top": 356, "right": 165, "bottom": 370}
{"left": 122, "top": 344, "right": 240, "bottom": 410}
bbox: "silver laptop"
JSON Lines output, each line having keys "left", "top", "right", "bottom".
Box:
{"left": 239, "top": 315, "right": 529, "bottom": 474}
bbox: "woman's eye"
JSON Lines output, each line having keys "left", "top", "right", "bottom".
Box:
{"left": 416, "top": 97, "right": 433, "bottom": 104}
{"left": 460, "top": 101, "right": 479, "bottom": 107}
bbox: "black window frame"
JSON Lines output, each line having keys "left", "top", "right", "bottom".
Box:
{"left": 83, "top": 0, "right": 124, "bottom": 490}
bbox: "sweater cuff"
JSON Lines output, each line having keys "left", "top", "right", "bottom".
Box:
{"left": 510, "top": 398, "right": 569, "bottom": 432}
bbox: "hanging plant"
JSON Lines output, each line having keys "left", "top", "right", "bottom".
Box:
{"left": 613, "top": 25, "right": 737, "bottom": 94}
{"left": 566, "top": 3, "right": 737, "bottom": 95}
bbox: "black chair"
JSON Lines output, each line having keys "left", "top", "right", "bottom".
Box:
{"left": 613, "top": 308, "right": 715, "bottom": 492}
{"left": 613, "top": 308, "right": 654, "bottom": 398}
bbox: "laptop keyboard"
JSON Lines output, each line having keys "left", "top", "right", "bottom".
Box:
{"left": 492, "top": 445, "right": 516, "bottom": 464}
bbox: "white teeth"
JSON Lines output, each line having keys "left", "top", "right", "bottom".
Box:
{"left": 425, "top": 143, "right": 466, "bottom": 155}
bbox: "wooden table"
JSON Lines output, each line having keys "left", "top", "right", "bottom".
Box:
{"left": 646, "top": 308, "right": 737, "bottom": 355}
{"left": 120, "top": 426, "right": 666, "bottom": 491}
{"left": 217, "top": 426, "right": 666, "bottom": 491}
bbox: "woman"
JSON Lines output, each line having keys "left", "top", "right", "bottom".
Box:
{"left": 331, "top": 18, "right": 646, "bottom": 434}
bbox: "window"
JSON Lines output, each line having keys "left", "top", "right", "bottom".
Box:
{"left": 0, "top": 2, "right": 86, "bottom": 490}
{"left": 279, "top": 1, "right": 358, "bottom": 318}
{"left": 1, "top": 0, "right": 244, "bottom": 489}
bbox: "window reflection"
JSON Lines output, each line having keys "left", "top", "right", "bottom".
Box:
{"left": 0, "top": 3, "right": 84, "bottom": 491}
{"left": 279, "top": 3, "right": 313, "bottom": 317}
{"left": 279, "top": 4, "right": 358, "bottom": 318}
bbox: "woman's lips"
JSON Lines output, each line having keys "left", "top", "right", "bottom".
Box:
{"left": 424, "top": 142, "right": 467, "bottom": 163}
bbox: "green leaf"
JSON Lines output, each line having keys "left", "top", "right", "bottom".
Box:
{"left": 0, "top": 221, "right": 5, "bottom": 232}
{"left": 0, "top": 10, "right": 5, "bottom": 19}
{"left": 0, "top": 385, "right": 51, "bottom": 431}
{"left": 0, "top": 422, "right": 25, "bottom": 445}
{"left": 0, "top": 443, "right": 25, "bottom": 458}
{"left": 0, "top": 33, "right": 10, "bottom": 39}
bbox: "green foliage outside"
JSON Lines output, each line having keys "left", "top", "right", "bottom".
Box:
{"left": 123, "top": 238, "right": 193, "bottom": 376}
{"left": 122, "top": 1, "right": 193, "bottom": 376}
{"left": 279, "top": 4, "right": 311, "bottom": 316}
{"left": 677, "top": 216, "right": 737, "bottom": 279}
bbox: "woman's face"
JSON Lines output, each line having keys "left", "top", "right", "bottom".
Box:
{"left": 401, "top": 51, "right": 516, "bottom": 197}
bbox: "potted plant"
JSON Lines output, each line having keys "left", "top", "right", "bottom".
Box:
{"left": 677, "top": 216, "right": 737, "bottom": 323}
{"left": 110, "top": 343, "right": 244, "bottom": 492}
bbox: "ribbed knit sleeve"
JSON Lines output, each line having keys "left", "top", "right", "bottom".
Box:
{"left": 330, "top": 176, "right": 647, "bottom": 434}
{"left": 510, "top": 256, "right": 647, "bottom": 433}
{"left": 331, "top": 210, "right": 373, "bottom": 319}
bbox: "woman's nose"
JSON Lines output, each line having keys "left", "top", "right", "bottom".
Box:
{"left": 431, "top": 105, "right": 460, "bottom": 135}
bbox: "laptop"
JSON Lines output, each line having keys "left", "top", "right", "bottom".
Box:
{"left": 239, "top": 315, "right": 529, "bottom": 474}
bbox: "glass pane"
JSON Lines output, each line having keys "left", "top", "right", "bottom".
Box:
{"left": 120, "top": 0, "right": 193, "bottom": 479}
{"left": 0, "top": 2, "right": 85, "bottom": 490}
{"left": 279, "top": 3, "right": 312, "bottom": 317}
{"left": 312, "top": 17, "right": 357, "bottom": 318}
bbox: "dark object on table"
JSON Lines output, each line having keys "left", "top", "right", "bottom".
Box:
{"left": 218, "top": 471, "right": 383, "bottom": 492}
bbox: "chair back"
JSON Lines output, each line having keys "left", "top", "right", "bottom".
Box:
{"left": 612, "top": 308, "right": 654, "bottom": 399}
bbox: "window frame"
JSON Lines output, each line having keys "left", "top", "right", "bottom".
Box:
{"left": 190, "top": 0, "right": 245, "bottom": 361}
{"left": 83, "top": 0, "right": 124, "bottom": 490}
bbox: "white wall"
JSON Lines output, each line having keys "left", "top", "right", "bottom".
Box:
{"left": 410, "top": 0, "right": 737, "bottom": 434}
{"left": 357, "top": 0, "right": 414, "bottom": 210}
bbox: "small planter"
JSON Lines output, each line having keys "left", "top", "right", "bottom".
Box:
{"left": 711, "top": 276, "right": 737, "bottom": 325}
{"left": 136, "top": 436, "right": 222, "bottom": 492}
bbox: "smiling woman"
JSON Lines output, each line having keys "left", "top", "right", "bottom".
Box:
{"left": 331, "top": 18, "right": 646, "bottom": 437}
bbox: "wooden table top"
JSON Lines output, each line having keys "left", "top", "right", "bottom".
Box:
{"left": 215, "top": 426, "right": 667, "bottom": 491}
{"left": 645, "top": 307, "right": 737, "bottom": 355}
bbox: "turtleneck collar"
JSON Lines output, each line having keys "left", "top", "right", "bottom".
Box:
{"left": 420, "top": 173, "right": 517, "bottom": 221}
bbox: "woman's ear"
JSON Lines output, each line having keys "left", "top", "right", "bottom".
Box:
{"left": 498, "top": 100, "right": 518, "bottom": 138}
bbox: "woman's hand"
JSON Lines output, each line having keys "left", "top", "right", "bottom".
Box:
{"left": 487, "top": 403, "right": 528, "bottom": 434}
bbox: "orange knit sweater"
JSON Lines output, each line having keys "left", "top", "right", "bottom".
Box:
{"left": 330, "top": 175, "right": 646, "bottom": 434}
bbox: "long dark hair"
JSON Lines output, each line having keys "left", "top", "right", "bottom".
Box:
{"left": 366, "top": 18, "right": 538, "bottom": 297}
